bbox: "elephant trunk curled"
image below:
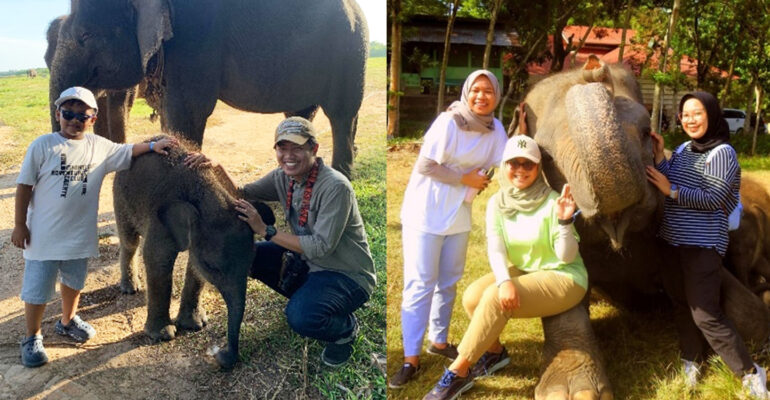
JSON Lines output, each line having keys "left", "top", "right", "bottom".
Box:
{"left": 561, "top": 83, "right": 646, "bottom": 219}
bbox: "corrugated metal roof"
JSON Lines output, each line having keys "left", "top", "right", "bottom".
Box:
{"left": 404, "top": 26, "right": 518, "bottom": 47}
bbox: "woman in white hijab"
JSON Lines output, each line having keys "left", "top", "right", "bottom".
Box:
{"left": 389, "top": 70, "right": 508, "bottom": 389}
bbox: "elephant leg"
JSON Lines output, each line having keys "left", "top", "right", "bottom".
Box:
{"left": 160, "top": 59, "right": 219, "bottom": 147}
{"left": 210, "top": 273, "right": 247, "bottom": 370}
{"left": 284, "top": 104, "right": 319, "bottom": 121}
{"left": 327, "top": 112, "right": 358, "bottom": 179}
{"left": 116, "top": 222, "right": 141, "bottom": 294}
{"left": 142, "top": 225, "right": 179, "bottom": 342}
{"left": 721, "top": 268, "right": 770, "bottom": 346}
{"left": 536, "top": 305, "right": 613, "bottom": 400}
{"left": 105, "top": 90, "right": 130, "bottom": 143}
{"left": 176, "top": 259, "right": 208, "bottom": 331}
{"left": 93, "top": 95, "right": 110, "bottom": 139}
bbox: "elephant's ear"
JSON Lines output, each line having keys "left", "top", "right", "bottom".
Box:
{"left": 158, "top": 201, "right": 198, "bottom": 252}
{"left": 131, "top": 0, "right": 173, "bottom": 73}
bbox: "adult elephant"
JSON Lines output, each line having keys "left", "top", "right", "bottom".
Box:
{"left": 516, "top": 55, "right": 770, "bottom": 399}
{"left": 49, "top": 0, "right": 367, "bottom": 178}
{"left": 46, "top": 14, "right": 154, "bottom": 144}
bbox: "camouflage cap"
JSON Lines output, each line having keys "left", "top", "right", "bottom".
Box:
{"left": 274, "top": 117, "right": 317, "bottom": 146}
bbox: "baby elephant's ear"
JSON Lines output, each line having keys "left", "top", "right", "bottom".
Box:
{"left": 158, "top": 201, "right": 198, "bottom": 252}
{"left": 253, "top": 202, "right": 276, "bottom": 226}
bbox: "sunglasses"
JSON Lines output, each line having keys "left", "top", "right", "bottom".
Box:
{"left": 60, "top": 110, "right": 96, "bottom": 123}
{"left": 507, "top": 159, "right": 537, "bottom": 171}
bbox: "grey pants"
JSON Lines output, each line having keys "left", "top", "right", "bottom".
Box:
{"left": 660, "top": 243, "right": 753, "bottom": 375}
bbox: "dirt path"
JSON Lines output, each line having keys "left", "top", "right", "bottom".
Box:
{"left": 0, "top": 101, "right": 351, "bottom": 399}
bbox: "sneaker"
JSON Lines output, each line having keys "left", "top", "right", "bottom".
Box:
{"left": 682, "top": 358, "right": 700, "bottom": 389}
{"left": 20, "top": 335, "right": 48, "bottom": 368}
{"left": 54, "top": 315, "right": 96, "bottom": 342}
{"left": 321, "top": 317, "right": 358, "bottom": 367}
{"left": 471, "top": 348, "right": 510, "bottom": 377}
{"left": 389, "top": 362, "right": 420, "bottom": 389}
{"left": 423, "top": 368, "right": 474, "bottom": 400}
{"left": 427, "top": 343, "right": 459, "bottom": 360}
{"left": 742, "top": 363, "right": 769, "bottom": 399}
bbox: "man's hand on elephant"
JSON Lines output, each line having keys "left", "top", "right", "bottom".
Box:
{"left": 645, "top": 165, "right": 671, "bottom": 195}
{"left": 461, "top": 168, "right": 490, "bottom": 190}
{"left": 235, "top": 199, "right": 266, "bottom": 235}
{"left": 152, "top": 137, "right": 179, "bottom": 155}
{"left": 556, "top": 184, "right": 577, "bottom": 220}
{"left": 498, "top": 280, "right": 520, "bottom": 311}
{"left": 650, "top": 131, "right": 665, "bottom": 164}
{"left": 184, "top": 152, "right": 217, "bottom": 169}
{"left": 11, "top": 225, "right": 30, "bottom": 249}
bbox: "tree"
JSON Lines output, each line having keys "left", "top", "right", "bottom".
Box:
{"left": 482, "top": 0, "right": 503, "bottom": 69}
{"left": 651, "top": 0, "right": 679, "bottom": 133}
{"left": 387, "top": 0, "right": 403, "bottom": 139}
{"left": 436, "top": 0, "right": 461, "bottom": 115}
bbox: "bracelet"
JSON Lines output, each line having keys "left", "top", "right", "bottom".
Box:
{"left": 149, "top": 141, "right": 156, "bottom": 152}
{"left": 558, "top": 217, "right": 574, "bottom": 226}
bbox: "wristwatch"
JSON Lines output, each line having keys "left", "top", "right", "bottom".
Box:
{"left": 264, "top": 225, "right": 277, "bottom": 241}
{"left": 669, "top": 184, "right": 679, "bottom": 200}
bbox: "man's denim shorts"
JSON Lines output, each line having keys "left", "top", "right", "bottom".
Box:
{"left": 20, "top": 258, "right": 88, "bottom": 304}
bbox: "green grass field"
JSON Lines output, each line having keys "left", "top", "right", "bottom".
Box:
{"left": 386, "top": 141, "right": 770, "bottom": 400}
{"left": 0, "top": 58, "right": 387, "bottom": 399}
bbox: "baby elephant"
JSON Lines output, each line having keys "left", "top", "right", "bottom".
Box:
{"left": 113, "top": 136, "right": 274, "bottom": 369}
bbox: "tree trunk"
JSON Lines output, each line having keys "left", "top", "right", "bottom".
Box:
{"left": 721, "top": 52, "right": 738, "bottom": 108}
{"left": 436, "top": 0, "right": 460, "bottom": 116}
{"left": 618, "top": 2, "right": 633, "bottom": 62}
{"left": 482, "top": 0, "right": 502, "bottom": 70}
{"left": 752, "top": 81, "right": 763, "bottom": 156}
{"left": 387, "top": 0, "right": 402, "bottom": 139}
{"left": 651, "top": 0, "right": 680, "bottom": 133}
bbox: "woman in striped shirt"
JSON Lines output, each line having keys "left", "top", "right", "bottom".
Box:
{"left": 646, "top": 91, "right": 768, "bottom": 397}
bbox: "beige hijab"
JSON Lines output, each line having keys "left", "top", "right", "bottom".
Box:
{"left": 494, "top": 162, "right": 552, "bottom": 218}
{"left": 446, "top": 70, "right": 501, "bottom": 133}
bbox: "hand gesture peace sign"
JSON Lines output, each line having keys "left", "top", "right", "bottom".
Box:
{"left": 556, "top": 184, "right": 577, "bottom": 220}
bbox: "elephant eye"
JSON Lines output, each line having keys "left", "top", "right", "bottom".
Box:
{"left": 642, "top": 127, "right": 651, "bottom": 137}
{"left": 79, "top": 32, "right": 92, "bottom": 44}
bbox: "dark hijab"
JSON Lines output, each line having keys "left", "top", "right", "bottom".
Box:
{"left": 679, "top": 91, "right": 730, "bottom": 153}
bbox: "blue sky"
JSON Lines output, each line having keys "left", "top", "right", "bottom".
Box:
{"left": 0, "top": 0, "right": 386, "bottom": 72}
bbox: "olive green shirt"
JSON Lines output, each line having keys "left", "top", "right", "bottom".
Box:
{"left": 242, "top": 159, "right": 376, "bottom": 295}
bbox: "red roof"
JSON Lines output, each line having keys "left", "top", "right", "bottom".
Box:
{"left": 525, "top": 26, "right": 733, "bottom": 79}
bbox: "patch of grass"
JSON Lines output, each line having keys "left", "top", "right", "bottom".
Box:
{"left": 386, "top": 144, "right": 770, "bottom": 399}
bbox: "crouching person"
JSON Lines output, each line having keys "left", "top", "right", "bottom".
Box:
{"left": 184, "top": 117, "right": 375, "bottom": 367}
{"left": 12, "top": 87, "right": 177, "bottom": 368}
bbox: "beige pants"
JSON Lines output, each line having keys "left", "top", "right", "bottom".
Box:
{"left": 457, "top": 267, "right": 586, "bottom": 362}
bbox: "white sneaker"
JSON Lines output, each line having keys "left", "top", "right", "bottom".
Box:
{"left": 682, "top": 359, "right": 699, "bottom": 389}
{"left": 742, "top": 363, "right": 769, "bottom": 400}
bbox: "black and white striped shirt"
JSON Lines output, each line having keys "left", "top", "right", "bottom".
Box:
{"left": 655, "top": 142, "right": 741, "bottom": 256}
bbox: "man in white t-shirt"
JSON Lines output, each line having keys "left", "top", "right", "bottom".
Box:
{"left": 11, "top": 87, "right": 177, "bottom": 368}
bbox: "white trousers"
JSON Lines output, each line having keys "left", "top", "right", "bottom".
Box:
{"left": 400, "top": 227, "right": 469, "bottom": 357}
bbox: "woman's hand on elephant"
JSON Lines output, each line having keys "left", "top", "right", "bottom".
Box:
{"left": 235, "top": 199, "right": 266, "bottom": 234}
{"left": 518, "top": 102, "right": 528, "bottom": 135}
{"left": 645, "top": 165, "right": 671, "bottom": 196}
{"left": 498, "top": 280, "right": 519, "bottom": 311}
{"left": 556, "top": 184, "right": 577, "bottom": 220}
{"left": 11, "top": 225, "right": 30, "bottom": 249}
{"left": 184, "top": 152, "right": 218, "bottom": 169}
{"left": 152, "top": 137, "right": 179, "bottom": 155}
{"left": 649, "top": 131, "right": 665, "bottom": 164}
{"left": 461, "top": 168, "right": 490, "bottom": 190}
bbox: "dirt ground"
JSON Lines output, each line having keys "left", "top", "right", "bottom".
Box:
{"left": 0, "top": 99, "right": 369, "bottom": 399}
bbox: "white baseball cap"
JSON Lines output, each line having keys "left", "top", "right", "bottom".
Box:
{"left": 54, "top": 86, "right": 98, "bottom": 111}
{"left": 502, "top": 135, "right": 541, "bottom": 164}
